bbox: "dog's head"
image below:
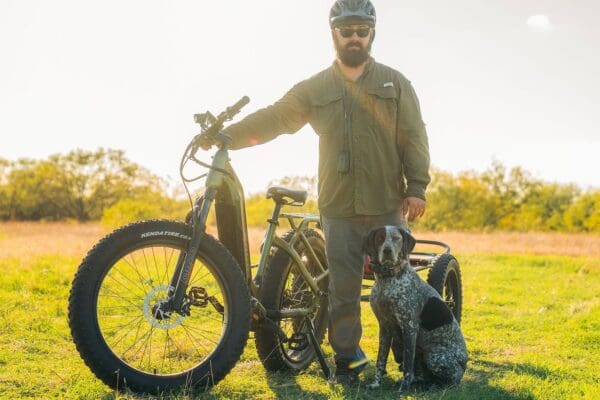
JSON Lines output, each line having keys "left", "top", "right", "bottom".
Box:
{"left": 363, "top": 226, "right": 416, "bottom": 266}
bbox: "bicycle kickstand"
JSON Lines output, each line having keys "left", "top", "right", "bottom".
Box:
{"left": 305, "top": 316, "right": 330, "bottom": 379}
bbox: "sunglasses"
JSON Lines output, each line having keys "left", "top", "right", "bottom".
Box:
{"left": 336, "top": 26, "right": 371, "bottom": 38}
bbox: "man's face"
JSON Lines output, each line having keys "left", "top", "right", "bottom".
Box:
{"left": 333, "top": 24, "right": 373, "bottom": 67}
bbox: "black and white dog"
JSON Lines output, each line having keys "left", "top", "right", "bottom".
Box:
{"left": 363, "top": 226, "right": 468, "bottom": 392}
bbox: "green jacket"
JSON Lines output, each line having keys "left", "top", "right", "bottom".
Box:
{"left": 225, "top": 58, "right": 431, "bottom": 218}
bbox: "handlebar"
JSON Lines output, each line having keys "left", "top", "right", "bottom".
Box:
{"left": 179, "top": 96, "right": 250, "bottom": 207}
{"left": 191, "top": 96, "right": 250, "bottom": 152}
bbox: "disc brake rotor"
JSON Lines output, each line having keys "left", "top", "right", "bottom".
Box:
{"left": 143, "top": 285, "right": 184, "bottom": 330}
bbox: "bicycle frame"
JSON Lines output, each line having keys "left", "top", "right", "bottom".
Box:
{"left": 168, "top": 143, "right": 328, "bottom": 322}
{"left": 253, "top": 211, "right": 327, "bottom": 310}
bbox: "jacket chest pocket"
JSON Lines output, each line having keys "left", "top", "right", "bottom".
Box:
{"left": 309, "top": 92, "right": 343, "bottom": 136}
{"left": 365, "top": 86, "right": 398, "bottom": 135}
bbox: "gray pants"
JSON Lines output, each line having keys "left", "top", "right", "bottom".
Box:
{"left": 322, "top": 211, "right": 407, "bottom": 361}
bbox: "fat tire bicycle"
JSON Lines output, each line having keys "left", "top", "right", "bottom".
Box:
{"left": 68, "top": 97, "right": 462, "bottom": 394}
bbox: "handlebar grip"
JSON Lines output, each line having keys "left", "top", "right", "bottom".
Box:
{"left": 226, "top": 96, "right": 250, "bottom": 117}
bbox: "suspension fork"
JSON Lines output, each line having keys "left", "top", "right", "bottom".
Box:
{"left": 168, "top": 188, "right": 215, "bottom": 311}
{"left": 167, "top": 149, "right": 231, "bottom": 314}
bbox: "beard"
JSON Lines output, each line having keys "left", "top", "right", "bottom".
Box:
{"left": 334, "top": 36, "right": 372, "bottom": 67}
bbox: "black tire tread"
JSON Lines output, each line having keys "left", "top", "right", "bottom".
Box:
{"left": 426, "top": 253, "right": 462, "bottom": 323}
{"left": 68, "top": 219, "right": 251, "bottom": 394}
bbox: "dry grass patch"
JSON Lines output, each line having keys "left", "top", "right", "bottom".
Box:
{"left": 415, "top": 230, "right": 600, "bottom": 257}
{"left": 0, "top": 222, "right": 598, "bottom": 262}
{"left": 0, "top": 221, "right": 105, "bottom": 260}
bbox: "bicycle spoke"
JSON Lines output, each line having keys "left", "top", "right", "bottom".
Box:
{"left": 99, "top": 286, "right": 143, "bottom": 309}
{"left": 180, "top": 323, "right": 220, "bottom": 346}
{"left": 120, "top": 317, "right": 147, "bottom": 359}
{"left": 104, "top": 315, "right": 145, "bottom": 345}
{"left": 189, "top": 264, "right": 210, "bottom": 287}
{"left": 121, "top": 252, "right": 150, "bottom": 289}
{"left": 97, "top": 293, "right": 141, "bottom": 302}
{"left": 140, "top": 249, "right": 154, "bottom": 284}
{"left": 108, "top": 266, "right": 148, "bottom": 297}
{"left": 162, "top": 247, "right": 173, "bottom": 285}
{"left": 181, "top": 324, "right": 210, "bottom": 358}
{"left": 122, "top": 254, "right": 151, "bottom": 289}
{"left": 146, "top": 328, "right": 154, "bottom": 371}
{"left": 135, "top": 328, "right": 154, "bottom": 369}
{"left": 165, "top": 330, "right": 190, "bottom": 371}
{"left": 161, "top": 331, "right": 169, "bottom": 372}
{"left": 151, "top": 247, "right": 162, "bottom": 286}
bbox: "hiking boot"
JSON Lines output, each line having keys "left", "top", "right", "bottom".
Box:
{"left": 329, "top": 349, "right": 369, "bottom": 386}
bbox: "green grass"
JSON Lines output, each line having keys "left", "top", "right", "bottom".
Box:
{"left": 1, "top": 252, "right": 599, "bottom": 399}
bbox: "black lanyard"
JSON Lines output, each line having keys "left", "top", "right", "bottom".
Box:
{"left": 339, "top": 76, "right": 364, "bottom": 174}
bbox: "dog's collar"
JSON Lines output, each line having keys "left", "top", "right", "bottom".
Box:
{"left": 369, "top": 261, "right": 407, "bottom": 278}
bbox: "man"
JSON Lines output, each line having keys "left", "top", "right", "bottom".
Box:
{"left": 220, "top": 0, "right": 430, "bottom": 384}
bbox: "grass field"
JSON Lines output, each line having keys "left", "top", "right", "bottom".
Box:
{"left": 0, "top": 222, "right": 599, "bottom": 399}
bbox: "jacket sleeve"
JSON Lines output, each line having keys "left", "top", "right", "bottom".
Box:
{"left": 397, "top": 79, "right": 431, "bottom": 200}
{"left": 223, "top": 81, "right": 311, "bottom": 150}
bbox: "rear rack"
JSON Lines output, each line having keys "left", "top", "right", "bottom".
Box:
{"left": 279, "top": 212, "right": 321, "bottom": 230}
{"left": 410, "top": 239, "right": 451, "bottom": 270}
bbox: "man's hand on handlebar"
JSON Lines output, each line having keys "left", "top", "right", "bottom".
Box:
{"left": 192, "top": 96, "right": 248, "bottom": 152}
{"left": 196, "top": 134, "right": 217, "bottom": 151}
{"left": 194, "top": 131, "right": 233, "bottom": 151}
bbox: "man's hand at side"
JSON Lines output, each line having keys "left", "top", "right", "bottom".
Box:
{"left": 403, "top": 197, "right": 426, "bottom": 222}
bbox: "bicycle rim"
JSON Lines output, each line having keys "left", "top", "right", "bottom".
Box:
{"left": 95, "top": 242, "right": 229, "bottom": 376}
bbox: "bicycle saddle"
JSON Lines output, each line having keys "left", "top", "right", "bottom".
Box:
{"left": 266, "top": 186, "right": 308, "bottom": 206}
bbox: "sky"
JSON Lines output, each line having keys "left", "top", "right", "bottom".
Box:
{"left": 1, "top": 0, "right": 599, "bottom": 195}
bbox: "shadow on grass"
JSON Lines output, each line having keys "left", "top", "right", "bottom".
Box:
{"left": 262, "top": 369, "right": 329, "bottom": 400}
{"left": 441, "top": 358, "right": 562, "bottom": 400}
{"left": 99, "top": 358, "right": 559, "bottom": 399}
{"left": 315, "top": 358, "right": 557, "bottom": 400}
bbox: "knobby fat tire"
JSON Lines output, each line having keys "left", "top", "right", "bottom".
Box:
{"left": 68, "top": 220, "right": 251, "bottom": 393}
{"left": 426, "top": 253, "right": 463, "bottom": 323}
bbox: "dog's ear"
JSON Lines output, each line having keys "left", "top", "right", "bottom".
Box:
{"left": 362, "top": 229, "right": 376, "bottom": 258}
{"left": 362, "top": 228, "right": 379, "bottom": 258}
{"left": 399, "top": 228, "right": 416, "bottom": 256}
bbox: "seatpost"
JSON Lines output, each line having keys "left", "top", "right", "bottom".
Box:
{"left": 269, "top": 202, "right": 282, "bottom": 225}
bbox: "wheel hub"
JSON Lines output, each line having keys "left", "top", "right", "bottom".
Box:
{"left": 143, "top": 285, "right": 184, "bottom": 329}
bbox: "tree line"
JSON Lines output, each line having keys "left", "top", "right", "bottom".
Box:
{"left": 0, "top": 150, "right": 598, "bottom": 232}
{"left": 0, "top": 149, "right": 186, "bottom": 225}
{"left": 421, "top": 162, "right": 599, "bottom": 232}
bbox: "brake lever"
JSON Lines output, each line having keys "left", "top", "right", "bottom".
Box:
{"left": 193, "top": 112, "right": 216, "bottom": 131}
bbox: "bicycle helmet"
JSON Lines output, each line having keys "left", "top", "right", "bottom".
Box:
{"left": 329, "top": 0, "right": 376, "bottom": 28}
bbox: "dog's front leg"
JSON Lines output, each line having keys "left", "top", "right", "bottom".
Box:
{"left": 367, "top": 322, "right": 392, "bottom": 389}
{"left": 398, "top": 324, "right": 418, "bottom": 394}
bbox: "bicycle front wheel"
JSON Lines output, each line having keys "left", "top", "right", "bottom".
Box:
{"left": 68, "top": 220, "right": 251, "bottom": 393}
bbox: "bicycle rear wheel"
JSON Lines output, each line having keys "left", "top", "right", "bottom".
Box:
{"left": 255, "top": 229, "right": 329, "bottom": 372}
{"left": 68, "top": 220, "right": 251, "bottom": 393}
